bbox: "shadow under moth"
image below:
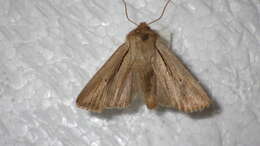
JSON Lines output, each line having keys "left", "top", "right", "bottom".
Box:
{"left": 76, "top": 0, "right": 212, "bottom": 113}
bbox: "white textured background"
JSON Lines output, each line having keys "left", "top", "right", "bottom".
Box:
{"left": 1, "top": 0, "right": 260, "bottom": 146}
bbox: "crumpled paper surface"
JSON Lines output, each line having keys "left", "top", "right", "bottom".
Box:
{"left": 1, "top": 0, "right": 260, "bottom": 146}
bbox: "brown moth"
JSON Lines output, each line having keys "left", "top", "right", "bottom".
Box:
{"left": 76, "top": 0, "right": 212, "bottom": 112}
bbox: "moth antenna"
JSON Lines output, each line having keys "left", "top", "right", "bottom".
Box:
{"left": 148, "top": 0, "right": 172, "bottom": 25}
{"left": 122, "top": 0, "right": 138, "bottom": 26}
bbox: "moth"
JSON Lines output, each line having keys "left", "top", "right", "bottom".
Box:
{"left": 76, "top": 0, "right": 212, "bottom": 112}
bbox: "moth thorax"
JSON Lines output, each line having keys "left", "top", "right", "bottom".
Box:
{"left": 126, "top": 22, "right": 158, "bottom": 42}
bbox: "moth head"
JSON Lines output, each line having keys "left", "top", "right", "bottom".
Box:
{"left": 137, "top": 22, "right": 150, "bottom": 30}
{"left": 127, "top": 22, "right": 158, "bottom": 41}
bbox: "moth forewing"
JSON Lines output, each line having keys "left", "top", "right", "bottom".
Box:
{"left": 76, "top": 43, "right": 132, "bottom": 112}
{"left": 154, "top": 39, "right": 212, "bottom": 112}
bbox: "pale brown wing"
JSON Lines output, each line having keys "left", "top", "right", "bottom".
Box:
{"left": 152, "top": 39, "right": 212, "bottom": 112}
{"left": 76, "top": 42, "right": 133, "bottom": 112}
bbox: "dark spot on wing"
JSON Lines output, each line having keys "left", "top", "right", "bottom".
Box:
{"left": 141, "top": 33, "right": 149, "bottom": 41}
